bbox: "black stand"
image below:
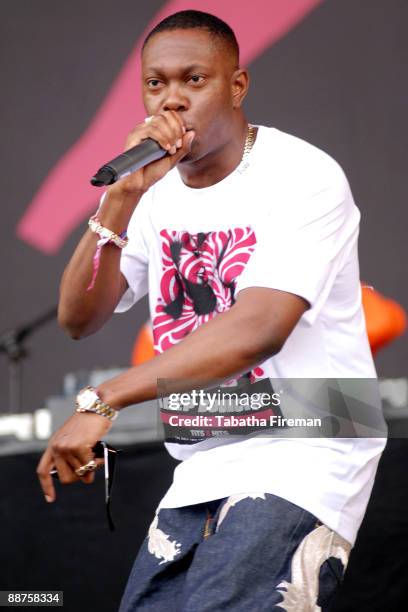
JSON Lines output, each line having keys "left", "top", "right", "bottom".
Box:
{"left": 0, "top": 307, "right": 57, "bottom": 413}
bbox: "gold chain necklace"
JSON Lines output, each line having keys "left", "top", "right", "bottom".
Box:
{"left": 190, "top": 125, "right": 256, "bottom": 256}
{"left": 242, "top": 124, "right": 256, "bottom": 162}
{"left": 238, "top": 124, "right": 256, "bottom": 173}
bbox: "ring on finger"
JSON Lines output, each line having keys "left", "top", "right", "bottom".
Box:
{"left": 75, "top": 460, "right": 97, "bottom": 477}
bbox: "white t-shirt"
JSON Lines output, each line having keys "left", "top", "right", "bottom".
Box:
{"left": 115, "top": 126, "right": 387, "bottom": 546}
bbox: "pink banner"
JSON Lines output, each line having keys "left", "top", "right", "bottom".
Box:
{"left": 17, "top": 0, "right": 322, "bottom": 253}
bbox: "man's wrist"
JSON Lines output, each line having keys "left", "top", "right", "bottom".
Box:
{"left": 104, "top": 187, "right": 145, "bottom": 211}
{"left": 76, "top": 386, "right": 120, "bottom": 421}
{"left": 97, "top": 191, "right": 144, "bottom": 234}
{"left": 96, "top": 384, "right": 125, "bottom": 412}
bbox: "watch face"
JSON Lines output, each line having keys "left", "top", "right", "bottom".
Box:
{"left": 77, "top": 388, "right": 99, "bottom": 410}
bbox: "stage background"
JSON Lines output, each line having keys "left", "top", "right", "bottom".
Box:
{"left": 0, "top": 0, "right": 407, "bottom": 412}
{"left": 1, "top": 2, "right": 407, "bottom": 610}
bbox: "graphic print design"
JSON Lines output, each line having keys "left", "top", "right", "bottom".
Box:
{"left": 153, "top": 227, "right": 264, "bottom": 381}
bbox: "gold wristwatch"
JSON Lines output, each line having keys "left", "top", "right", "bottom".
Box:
{"left": 75, "top": 386, "right": 118, "bottom": 421}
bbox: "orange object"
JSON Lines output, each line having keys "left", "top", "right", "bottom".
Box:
{"left": 361, "top": 285, "right": 407, "bottom": 354}
{"left": 131, "top": 322, "right": 155, "bottom": 365}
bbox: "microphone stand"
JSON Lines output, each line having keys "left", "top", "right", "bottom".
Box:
{"left": 0, "top": 306, "right": 57, "bottom": 414}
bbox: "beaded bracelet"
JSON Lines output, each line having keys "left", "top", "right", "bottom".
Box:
{"left": 87, "top": 215, "right": 128, "bottom": 290}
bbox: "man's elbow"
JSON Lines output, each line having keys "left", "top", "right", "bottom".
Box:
{"left": 237, "top": 316, "right": 285, "bottom": 363}
{"left": 243, "top": 333, "right": 284, "bottom": 364}
{"left": 232, "top": 306, "right": 294, "bottom": 363}
{"left": 232, "top": 287, "right": 309, "bottom": 363}
{"left": 58, "top": 317, "right": 86, "bottom": 340}
{"left": 57, "top": 308, "right": 93, "bottom": 340}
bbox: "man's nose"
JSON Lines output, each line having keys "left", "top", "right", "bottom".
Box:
{"left": 162, "top": 85, "right": 189, "bottom": 112}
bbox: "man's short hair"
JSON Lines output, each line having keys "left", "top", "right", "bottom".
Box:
{"left": 142, "top": 9, "right": 240, "bottom": 66}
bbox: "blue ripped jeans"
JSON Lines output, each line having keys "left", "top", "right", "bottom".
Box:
{"left": 119, "top": 493, "right": 351, "bottom": 612}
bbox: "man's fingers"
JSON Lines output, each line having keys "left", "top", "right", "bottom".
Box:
{"left": 59, "top": 443, "right": 101, "bottom": 483}
{"left": 43, "top": 452, "right": 104, "bottom": 489}
{"left": 36, "top": 447, "right": 56, "bottom": 503}
{"left": 79, "top": 458, "right": 105, "bottom": 485}
{"left": 71, "top": 449, "right": 104, "bottom": 484}
{"left": 145, "top": 122, "right": 175, "bottom": 152}
{"left": 164, "top": 109, "right": 186, "bottom": 134}
{"left": 115, "top": 116, "right": 193, "bottom": 193}
{"left": 124, "top": 111, "right": 185, "bottom": 156}
{"left": 36, "top": 413, "right": 114, "bottom": 501}
{"left": 159, "top": 111, "right": 186, "bottom": 150}
{"left": 53, "top": 454, "right": 79, "bottom": 484}
{"left": 48, "top": 440, "right": 93, "bottom": 485}
{"left": 141, "top": 112, "right": 185, "bottom": 153}
{"left": 81, "top": 472, "right": 95, "bottom": 485}
{"left": 151, "top": 130, "right": 195, "bottom": 176}
{"left": 170, "top": 130, "right": 195, "bottom": 164}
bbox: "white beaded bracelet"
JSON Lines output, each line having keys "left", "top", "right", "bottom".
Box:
{"left": 87, "top": 215, "right": 129, "bottom": 291}
{"left": 88, "top": 216, "right": 129, "bottom": 248}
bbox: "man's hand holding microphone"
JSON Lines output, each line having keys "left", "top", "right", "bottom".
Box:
{"left": 97, "top": 110, "right": 195, "bottom": 234}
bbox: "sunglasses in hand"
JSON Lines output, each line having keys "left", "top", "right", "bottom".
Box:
{"left": 49, "top": 440, "right": 120, "bottom": 531}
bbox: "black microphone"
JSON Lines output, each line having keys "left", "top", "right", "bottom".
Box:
{"left": 90, "top": 138, "right": 167, "bottom": 186}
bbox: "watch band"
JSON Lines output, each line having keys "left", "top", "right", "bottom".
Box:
{"left": 76, "top": 387, "right": 119, "bottom": 421}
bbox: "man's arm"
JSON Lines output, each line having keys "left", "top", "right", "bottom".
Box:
{"left": 37, "top": 287, "right": 308, "bottom": 501}
{"left": 58, "top": 111, "right": 193, "bottom": 338}
{"left": 98, "top": 287, "right": 308, "bottom": 407}
{"left": 57, "top": 202, "right": 133, "bottom": 339}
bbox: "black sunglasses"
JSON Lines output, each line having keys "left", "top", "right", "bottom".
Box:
{"left": 49, "top": 440, "right": 120, "bottom": 531}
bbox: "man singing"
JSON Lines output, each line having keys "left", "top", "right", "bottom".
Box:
{"left": 37, "top": 10, "right": 387, "bottom": 611}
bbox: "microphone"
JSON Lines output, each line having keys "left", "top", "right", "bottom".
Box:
{"left": 90, "top": 138, "right": 167, "bottom": 186}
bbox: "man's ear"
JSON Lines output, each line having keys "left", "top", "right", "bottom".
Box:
{"left": 231, "top": 68, "right": 250, "bottom": 108}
